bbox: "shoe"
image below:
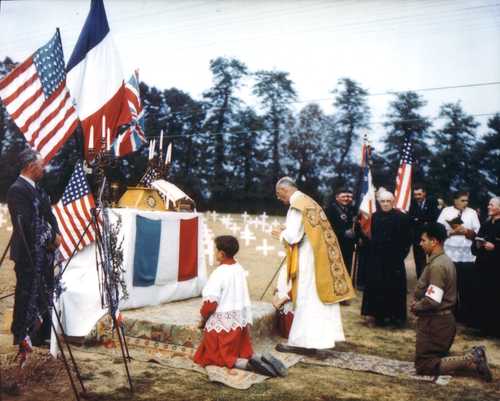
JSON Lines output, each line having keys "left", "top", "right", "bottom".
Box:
{"left": 248, "top": 356, "right": 278, "bottom": 377}
{"left": 275, "top": 343, "right": 316, "bottom": 356}
{"left": 262, "top": 353, "right": 288, "bottom": 377}
{"left": 471, "top": 346, "right": 493, "bottom": 382}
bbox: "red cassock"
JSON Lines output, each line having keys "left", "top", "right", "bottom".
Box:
{"left": 193, "top": 300, "right": 253, "bottom": 368}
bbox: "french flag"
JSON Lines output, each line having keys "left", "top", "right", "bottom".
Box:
{"left": 66, "top": 0, "right": 132, "bottom": 160}
{"left": 133, "top": 215, "right": 199, "bottom": 287}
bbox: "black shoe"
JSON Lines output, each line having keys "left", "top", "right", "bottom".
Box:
{"left": 471, "top": 346, "right": 493, "bottom": 382}
{"left": 262, "top": 353, "right": 288, "bottom": 377}
{"left": 248, "top": 356, "right": 278, "bottom": 377}
{"left": 275, "top": 343, "right": 316, "bottom": 356}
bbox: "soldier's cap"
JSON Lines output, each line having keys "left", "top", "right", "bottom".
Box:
{"left": 335, "top": 187, "right": 353, "bottom": 196}
{"left": 19, "top": 147, "right": 40, "bottom": 170}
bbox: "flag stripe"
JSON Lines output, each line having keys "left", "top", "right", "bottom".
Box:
{"left": 133, "top": 215, "right": 161, "bottom": 287}
{"left": 0, "top": 59, "right": 34, "bottom": 92}
{"left": 2, "top": 71, "right": 38, "bottom": 106}
{"left": 53, "top": 204, "right": 79, "bottom": 254}
{"left": 178, "top": 217, "right": 198, "bottom": 282}
{"left": 24, "top": 84, "right": 66, "bottom": 139}
{"left": 155, "top": 219, "right": 180, "bottom": 285}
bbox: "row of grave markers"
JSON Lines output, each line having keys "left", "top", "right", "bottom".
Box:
{"left": 202, "top": 211, "right": 286, "bottom": 267}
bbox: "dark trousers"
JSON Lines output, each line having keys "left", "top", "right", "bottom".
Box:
{"left": 12, "top": 262, "right": 53, "bottom": 345}
{"left": 413, "top": 244, "right": 427, "bottom": 279}
{"left": 455, "top": 262, "right": 480, "bottom": 327}
{"left": 415, "top": 313, "right": 456, "bottom": 375}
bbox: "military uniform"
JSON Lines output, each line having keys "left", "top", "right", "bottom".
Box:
{"left": 413, "top": 252, "right": 457, "bottom": 375}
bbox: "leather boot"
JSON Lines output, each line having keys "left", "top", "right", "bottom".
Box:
{"left": 439, "top": 347, "right": 493, "bottom": 382}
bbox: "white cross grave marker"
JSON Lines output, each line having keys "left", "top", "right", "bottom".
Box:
{"left": 241, "top": 211, "right": 250, "bottom": 224}
{"left": 220, "top": 214, "right": 234, "bottom": 228}
{"left": 259, "top": 212, "right": 269, "bottom": 231}
{"left": 256, "top": 239, "right": 275, "bottom": 256}
{"left": 229, "top": 223, "right": 240, "bottom": 236}
{"left": 210, "top": 211, "right": 218, "bottom": 222}
{"left": 239, "top": 225, "right": 256, "bottom": 246}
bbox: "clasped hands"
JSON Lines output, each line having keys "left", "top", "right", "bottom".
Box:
{"left": 271, "top": 224, "right": 285, "bottom": 240}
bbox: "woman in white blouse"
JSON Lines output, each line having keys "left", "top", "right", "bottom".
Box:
{"left": 437, "top": 191, "right": 480, "bottom": 326}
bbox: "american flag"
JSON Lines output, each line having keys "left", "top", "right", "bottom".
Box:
{"left": 394, "top": 136, "right": 413, "bottom": 212}
{"left": 0, "top": 30, "right": 78, "bottom": 163}
{"left": 53, "top": 161, "right": 96, "bottom": 260}
{"left": 139, "top": 166, "right": 161, "bottom": 188}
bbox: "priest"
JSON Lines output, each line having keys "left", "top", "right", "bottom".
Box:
{"left": 361, "top": 190, "right": 412, "bottom": 327}
{"left": 272, "top": 177, "right": 355, "bottom": 357}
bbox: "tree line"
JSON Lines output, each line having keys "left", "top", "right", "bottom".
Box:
{"left": 0, "top": 56, "right": 498, "bottom": 213}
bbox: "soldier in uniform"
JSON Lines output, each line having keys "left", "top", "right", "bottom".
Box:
{"left": 411, "top": 222, "right": 492, "bottom": 381}
{"left": 408, "top": 183, "right": 440, "bottom": 279}
{"left": 326, "top": 188, "right": 356, "bottom": 275}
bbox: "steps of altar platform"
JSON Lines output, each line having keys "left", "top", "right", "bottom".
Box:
{"left": 93, "top": 298, "right": 275, "bottom": 348}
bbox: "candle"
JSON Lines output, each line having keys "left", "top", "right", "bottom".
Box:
{"left": 106, "top": 127, "right": 111, "bottom": 151}
{"left": 101, "top": 115, "right": 106, "bottom": 140}
{"left": 159, "top": 130, "right": 164, "bottom": 151}
{"left": 165, "top": 143, "right": 172, "bottom": 165}
{"left": 89, "top": 125, "right": 94, "bottom": 150}
{"left": 148, "top": 140, "right": 153, "bottom": 160}
{"left": 152, "top": 139, "right": 156, "bottom": 158}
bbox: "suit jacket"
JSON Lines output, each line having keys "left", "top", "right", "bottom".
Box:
{"left": 7, "top": 177, "right": 59, "bottom": 264}
{"left": 408, "top": 196, "right": 440, "bottom": 243}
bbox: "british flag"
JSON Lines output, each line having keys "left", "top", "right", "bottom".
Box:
{"left": 0, "top": 30, "right": 78, "bottom": 163}
{"left": 111, "top": 70, "right": 146, "bottom": 157}
{"left": 52, "top": 162, "right": 96, "bottom": 260}
{"left": 394, "top": 136, "right": 413, "bottom": 212}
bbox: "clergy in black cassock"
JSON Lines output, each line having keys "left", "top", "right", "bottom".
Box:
{"left": 361, "top": 190, "right": 412, "bottom": 326}
{"left": 471, "top": 196, "right": 500, "bottom": 337}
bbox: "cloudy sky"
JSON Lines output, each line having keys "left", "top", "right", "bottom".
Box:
{"left": 1, "top": 0, "right": 500, "bottom": 145}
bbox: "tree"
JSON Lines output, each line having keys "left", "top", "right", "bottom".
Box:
{"left": 471, "top": 113, "right": 500, "bottom": 205}
{"left": 428, "top": 102, "right": 479, "bottom": 200}
{"left": 202, "top": 57, "right": 248, "bottom": 205}
{"left": 326, "top": 78, "right": 370, "bottom": 186}
{"left": 285, "top": 104, "right": 328, "bottom": 200}
{"left": 252, "top": 70, "right": 297, "bottom": 185}
{"left": 381, "top": 91, "right": 432, "bottom": 182}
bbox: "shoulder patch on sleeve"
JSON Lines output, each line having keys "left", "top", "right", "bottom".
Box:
{"left": 425, "top": 284, "right": 444, "bottom": 303}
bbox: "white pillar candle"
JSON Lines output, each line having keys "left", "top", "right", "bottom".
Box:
{"left": 106, "top": 127, "right": 111, "bottom": 151}
{"left": 159, "top": 130, "right": 164, "bottom": 151}
{"left": 89, "top": 125, "right": 94, "bottom": 149}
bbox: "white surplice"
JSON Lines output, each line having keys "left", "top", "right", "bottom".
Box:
{"left": 280, "top": 191, "right": 345, "bottom": 349}
{"left": 437, "top": 206, "right": 480, "bottom": 262}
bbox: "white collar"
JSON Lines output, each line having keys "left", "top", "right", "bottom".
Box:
{"left": 19, "top": 174, "right": 36, "bottom": 188}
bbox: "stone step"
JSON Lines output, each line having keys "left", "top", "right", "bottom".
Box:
{"left": 91, "top": 298, "right": 276, "bottom": 348}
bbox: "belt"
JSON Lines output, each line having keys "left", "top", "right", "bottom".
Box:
{"left": 418, "top": 309, "right": 453, "bottom": 317}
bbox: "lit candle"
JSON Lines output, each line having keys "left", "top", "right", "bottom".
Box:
{"left": 89, "top": 125, "right": 94, "bottom": 150}
{"left": 159, "top": 130, "right": 164, "bottom": 151}
{"left": 101, "top": 115, "right": 106, "bottom": 140}
{"left": 165, "top": 143, "right": 172, "bottom": 165}
{"left": 106, "top": 127, "right": 111, "bottom": 151}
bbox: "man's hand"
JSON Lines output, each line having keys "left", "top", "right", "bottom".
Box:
{"left": 272, "top": 226, "right": 284, "bottom": 240}
{"left": 272, "top": 295, "right": 288, "bottom": 310}
{"left": 47, "top": 233, "right": 62, "bottom": 251}
{"left": 484, "top": 241, "right": 495, "bottom": 251}
{"left": 54, "top": 234, "right": 62, "bottom": 247}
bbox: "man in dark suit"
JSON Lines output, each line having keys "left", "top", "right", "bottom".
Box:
{"left": 7, "top": 147, "right": 61, "bottom": 349}
{"left": 408, "top": 183, "right": 440, "bottom": 279}
{"left": 326, "top": 187, "right": 356, "bottom": 275}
